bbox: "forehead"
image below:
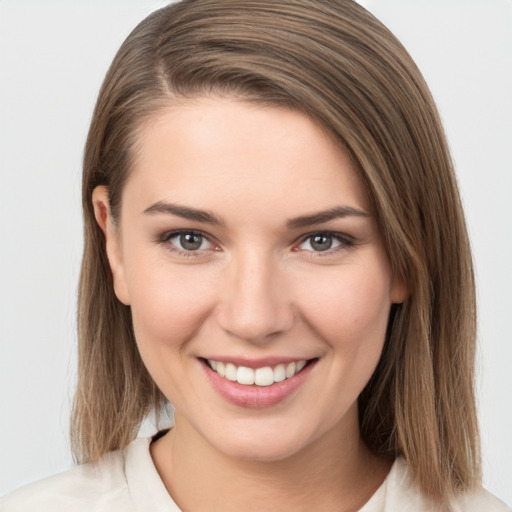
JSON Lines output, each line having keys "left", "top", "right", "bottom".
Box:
{"left": 124, "top": 96, "right": 370, "bottom": 219}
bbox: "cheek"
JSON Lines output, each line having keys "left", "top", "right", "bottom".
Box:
{"left": 295, "top": 261, "right": 393, "bottom": 351}
{"left": 125, "top": 255, "right": 217, "bottom": 351}
{"left": 124, "top": 258, "right": 219, "bottom": 405}
{"left": 294, "top": 260, "right": 393, "bottom": 410}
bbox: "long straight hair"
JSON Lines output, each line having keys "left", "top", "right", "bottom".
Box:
{"left": 72, "top": 0, "right": 480, "bottom": 504}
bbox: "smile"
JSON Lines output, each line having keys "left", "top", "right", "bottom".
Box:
{"left": 201, "top": 357, "right": 318, "bottom": 408}
{"left": 206, "top": 359, "right": 307, "bottom": 387}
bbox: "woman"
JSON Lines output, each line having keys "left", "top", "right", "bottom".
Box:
{"left": 1, "top": 1, "right": 509, "bottom": 510}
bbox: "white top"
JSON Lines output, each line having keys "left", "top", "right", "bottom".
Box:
{"left": 1, "top": 437, "right": 509, "bottom": 511}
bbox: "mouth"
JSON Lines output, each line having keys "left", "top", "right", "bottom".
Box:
{"left": 200, "top": 357, "right": 318, "bottom": 408}
{"left": 204, "top": 358, "right": 310, "bottom": 386}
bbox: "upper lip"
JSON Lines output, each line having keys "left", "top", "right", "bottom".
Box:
{"left": 199, "top": 356, "right": 316, "bottom": 369}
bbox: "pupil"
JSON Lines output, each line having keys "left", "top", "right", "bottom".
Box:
{"left": 311, "top": 234, "right": 332, "bottom": 251}
{"left": 180, "top": 233, "right": 202, "bottom": 250}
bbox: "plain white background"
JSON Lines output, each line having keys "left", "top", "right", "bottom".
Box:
{"left": 0, "top": 0, "right": 510, "bottom": 506}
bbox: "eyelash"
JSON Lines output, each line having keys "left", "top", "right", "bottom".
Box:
{"left": 295, "top": 232, "right": 356, "bottom": 256}
{"left": 157, "top": 229, "right": 217, "bottom": 258}
{"left": 156, "top": 230, "right": 356, "bottom": 257}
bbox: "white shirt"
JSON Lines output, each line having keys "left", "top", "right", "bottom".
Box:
{"left": 1, "top": 437, "right": 509, "bottom": 511}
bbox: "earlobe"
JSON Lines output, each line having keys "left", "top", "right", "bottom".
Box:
{"left": 390, "top": 276, "right": 408, "bottom": 305}
{"left": 92, "top": 186, "right": 131, "bottom": 305}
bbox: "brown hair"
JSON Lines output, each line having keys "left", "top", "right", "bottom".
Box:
{"left": 72, "top": 0, "right": 480, "bottom": 503}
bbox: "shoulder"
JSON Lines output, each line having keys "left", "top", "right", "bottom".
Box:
{"left": 368, "top": 457, "right": 510, "bottom": 512}
{"left": 0, "top": 437, "right": 178, "bottom": 512}
{"left": 0, "top": 439, "right": 144, "bottom": 512}
{"left": 450, "top": 487, "right": 510, "bottom": 512}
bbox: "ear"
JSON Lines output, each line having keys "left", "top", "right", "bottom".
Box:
{"left": 390, "top": 275, "right": 408, "bottom": 305}
{"left": 92, "top": 186, "right": 131, "bottom": 305}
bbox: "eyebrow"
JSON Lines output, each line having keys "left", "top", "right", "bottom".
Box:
{"left": 143, "top": 201, "right": 368, "bottom": 228}
{"left": 286, "top": 206, "right": 369, "bottom": 229}
{"left": 143, "top": 201, "right": 223, "bottom": 225}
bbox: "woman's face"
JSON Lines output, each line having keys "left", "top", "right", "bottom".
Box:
{"left": 97, "top": 97, "right": 405, "bottom": 461}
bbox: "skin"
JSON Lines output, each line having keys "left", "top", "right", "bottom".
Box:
{"left": 93, "top": 97, "right": 406, "bottom": 511}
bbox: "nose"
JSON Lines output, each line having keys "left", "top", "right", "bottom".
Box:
{"left": 215, "top": 250, "right": 294, "bottom": 344}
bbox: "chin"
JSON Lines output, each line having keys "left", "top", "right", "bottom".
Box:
{"left": 221, "top": 438, "right": 307, "bottom": 463}
{"left": 201, "top": 417, "right": 319, "bottom": 463}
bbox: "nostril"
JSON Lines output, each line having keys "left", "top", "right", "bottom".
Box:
{"left": 216, "top": 308, "right": 294, "bottom": 343}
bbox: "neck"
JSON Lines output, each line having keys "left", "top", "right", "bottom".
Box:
{"left": 150, "top": 411, "right": 391, "bottom": 512}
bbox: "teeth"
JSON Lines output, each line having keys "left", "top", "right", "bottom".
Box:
{"left": 255, "top": 366, "right": 274, "bottom": 386}
{"left": 285, "top": 362, "right": 296, "bottom": 378}
{"left": 274, "top": 364, "right": 286, "bottom": 382}
{"left": 237, "top": 366, "right": 255, "bottom": 385}
{"left": 207, "top": 359, "right": 308, "bottom": 386}
{"left": 225, "top": 363, "right": 237, "bottom": 382}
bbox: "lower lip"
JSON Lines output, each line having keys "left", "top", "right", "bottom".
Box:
{"left": 201, "top": 359, "right": 317, "bottom": 409}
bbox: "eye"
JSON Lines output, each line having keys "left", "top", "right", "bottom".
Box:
{"left": 297, "top": 232, "right": 353, "bottom": 253}
{"left": 164, "top": 231, "right": 216, "bottom": 252}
